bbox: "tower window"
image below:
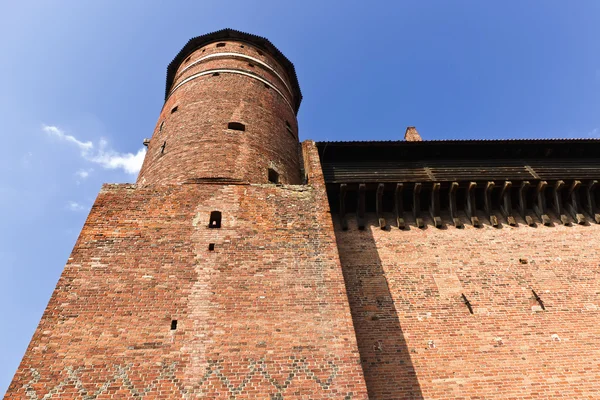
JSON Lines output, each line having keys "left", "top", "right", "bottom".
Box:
{"left": 171, "top": 320, "right": 178, "bottom": 330}
{"left": 159, "top": 121, "right": 164, "bottom": 133}
{"left": 212, "top": 72, "right": 220, "bottom": 76}
{"left": 171, "top": 106, "right": 178, "bottom": 114}
{"left": 209, "top": 211, "right": 222, "bottom": 228}
{"left": 286, "top": 121, "right": 293, "bottom": 132}
{"left": 228, "top": 122, "right": 245, "bottom": 131}
{"left": 216, "top": 43, "right": 226, "bottom": 48}
{"left": 208, "top": 243, "right": 215, "bottom": 251}
{"left": 184, "top": 56, "right": 191, "bottom": 63}
{"left": 268, "top": 168, "right": 280, "bottom": 184}
{"left": 248, "top": 63, "right": 255, "bottom": 68}
{"left": 257, "top": 50, "right": 263, "bottom": 56}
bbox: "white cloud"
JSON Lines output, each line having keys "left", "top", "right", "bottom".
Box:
{"left": 75, "top": 168, "right": 93, "bottom": 179}
{"left": 43, "top": 125, "right": 93, "bottom": 153}
{"left": 42, "top": 125, "right": 145, "bottom": 175}
{"left": 67, "top": 201, "right": 85, "bottom": 211}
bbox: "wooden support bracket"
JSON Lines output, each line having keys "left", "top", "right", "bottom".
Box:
{"left": 499, "top": 181, "right": 516, "bottom": 226}
{"left": 413, "top": 183, "right": 424, "bottom": 228}
{"left": 339, "top": 184, "right": 348, "bottom": 230}
{"left": 449, "top": 182, "right": 463, "bottom": 228}
{"left": 586, "top": 180, "right": 600, "bottom": 224}
{"left": 484, "top": 181, "right": 499, "bottom": 227}
{"left": 533, "top": 181, "right": 551, "bottom": 226}
{"left": 357, "top": 183, "right": 366, "bottom": 230}
{"left": 567, "top": 180, "right": 586, "bottom": 225}
{"left": 429, "top": 182, "right": 442, "bottom": 228}
{"left": 394, "top": 183, "right": 406, "bottom": 229}
{"left": 518, "top": 181, "right": 535, "bottom": 226}
{"left": 465, "top": 182, "right": 480, "bottom": 227}
{"left": 376, "top": 183, "right": 387, "bottom": 229}
{"left": 552, "top": 180, "right": 570, "bottom": 225}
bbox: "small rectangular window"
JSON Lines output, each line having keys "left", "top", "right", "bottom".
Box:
{"left": 209, "top": 211, "right": 222, "bottom": 228}
{"left": 171, "top": 320, "right": 178, "bottom": 330}
{"left": 268, "top": 168, "right": 279, "bottom": 184}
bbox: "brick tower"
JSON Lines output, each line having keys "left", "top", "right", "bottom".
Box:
{"left": 6, "top": 29, "right": 369, "bottom": 399}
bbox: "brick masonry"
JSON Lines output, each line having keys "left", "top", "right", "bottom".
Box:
{"left": 336, "top": 212, "right": 600, "bottom": 399}
{"left": 137, "top": 39, "right": 301, "bottom": 186}
{"left": 6, "top": 142, "right": 369, "bottom": 399}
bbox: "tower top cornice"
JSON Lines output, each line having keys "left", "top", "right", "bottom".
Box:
{"left": 165, "top": 28, "right": 302, "bottom": 113}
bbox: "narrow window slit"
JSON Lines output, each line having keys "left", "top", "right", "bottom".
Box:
{"left": 248, "top": 63, "right": 255, "bottom": 68}
{"left": 171, "top": 320, "right": 177, "bottom": 330}
{"left": 184, "top": 56, "right": 191, "bottom": 63}
{"left": 160, "top": 141, "right": 166, "bottom": 154}
{"left": 208, "top": 243, "right": 215, "bottom": 251}
{"left": 171, "top": 106, "right": 178, "bottom": 114}
{"left": 209, "top": 211, "right": 222, "bottom": 228}
{"left": 461, "top": 293, "right": 474, "bottom": 314}
{"left": 257, "top": 50, "right": 263, "bottom": 56}
{"left": 212, "top": 72, "right": 220, "bottom": 77}
{"left": 159, "top": 121, "right": 164, "bottom": 133}
{"left": 216, "top": 43, "right": 226, "bottom": 48}
{"left": 228, "top": 122, "right": 245, "bottom": 131}
{"left": 532, "top": 289, "right": 546, "bottom": 310}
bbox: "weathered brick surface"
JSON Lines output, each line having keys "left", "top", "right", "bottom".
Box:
{"left": 6, "top": 144, "right": 368, "bottom": 399}
{"left": 336, "top": 213, "right": 600, "bottom": 399}
{"left": 137, "top": 40, "right": 301, "bottom": 186}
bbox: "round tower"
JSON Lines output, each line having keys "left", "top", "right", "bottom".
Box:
{"left": 137, "top": 29, "right": 303, "bottom": 185}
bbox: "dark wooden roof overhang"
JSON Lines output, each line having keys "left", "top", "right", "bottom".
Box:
{"left": 165, "top": 28, "right": 302, "bottom": 114}
{"left": 316, "top": 139, "right": 600, "bottom": 229}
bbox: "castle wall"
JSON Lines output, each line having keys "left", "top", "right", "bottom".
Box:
{"left": 335, "top": 213, "right": 600, "bottom": 399}
{"left": 6, "top": 143, "right": 368, "bottom": 399}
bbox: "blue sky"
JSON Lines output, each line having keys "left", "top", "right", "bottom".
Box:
{"left": 1, "top": 1, "right": 599, "bottom": 395}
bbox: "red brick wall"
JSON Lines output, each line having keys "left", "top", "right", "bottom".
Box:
{"left": 137, "top": 40, "right": 301, "bottom": 186}
{"left": 336, "top": 213, "right": 600, "bottom": 399}
{"left": 6, "top": 143, "right": 368, "bottom": 399}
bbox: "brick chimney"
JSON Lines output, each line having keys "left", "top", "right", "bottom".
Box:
{"left": 404, "top": 126, "right": 422, "bottom": 142}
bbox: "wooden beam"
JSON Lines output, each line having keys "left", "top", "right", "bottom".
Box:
{"left": 413, "top": 183, "right": 424, "bottom": 228}
{"left": 449, "top": 182, "right": 463, "bottom": 228}
{"left": 499, "top": 181, "right": 516, "bottom": 226}
{"left": 484, "top": 181, "right": 499, "bottom": 227}
{"left": 376, "top": 183, "right": 387, "bottom": 229}
{"left": 518, "top": 181, "right": 535, "bottom": 226}
{"left": 552, "top": 180, "right": 570, "bottom": 225}
{"left": 394, "top": 183, "right": 406, "bottom": 229}
{"left": 586, "top": 180, "right": 600, "bottom": 224}
{"left": 429, "top": 182, "right": 442, "bottom": 228}
{"left": 567, "top": 180, "right": 586, "bottom": 225}
{"left": 533, "top": 181, "right": 551, "bottom": 226}
{"left": 465, "top": 182, "right": 480, "bottom": 227}
{"left": 339, "top": 184, "right": 348, "bottom": 230}
{"left": 357, "top": 183, "right": 366, "bottom": 230}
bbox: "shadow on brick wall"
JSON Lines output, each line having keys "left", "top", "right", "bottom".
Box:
{"left": 334, "top": 215, "right": 424, "bottom": 400}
